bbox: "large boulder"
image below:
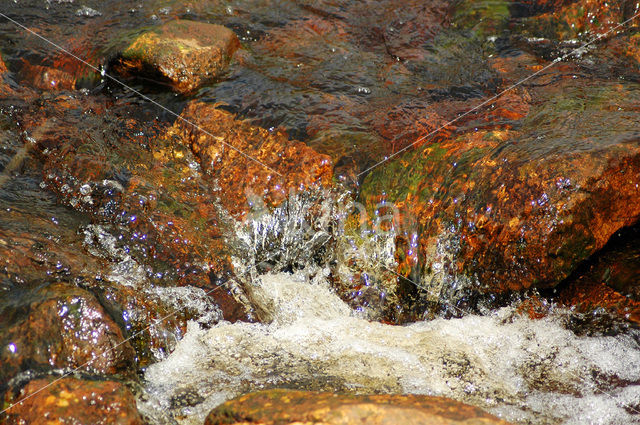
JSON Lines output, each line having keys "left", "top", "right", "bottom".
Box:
{"left": 3, "top": 377, "right": 143, "bottom": 425}
{"left": 114, "top": 19, "right": 240, "bottom": 93}
{"left": 359, "top": 73, "right": 640, "bottom": 297}
{"left": 204, "top": 389, "right": 514, "bottom": 425}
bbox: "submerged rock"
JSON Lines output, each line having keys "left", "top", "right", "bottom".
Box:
{"left": 19, "top": 61, "right": 77, "bottom": 91}
{"left": 114, "top": 20, "right": 240, "bottom": 93}
{"left": 173, "top": 101, "right": 333, "bottom": 217}
{"left": 0, "top": 283, "right": 136, "bottom": 387}
{"left": 204, "top": 389, "right": 514, "bottom": 425}
{"left": 360, "top": 75, "right": 640, "bottom": 300}
{"left": 553, "top": 224, "right": 640, "bottom": 328}
{"left": 3, "top": 377, "right": 143, "bottom": 425}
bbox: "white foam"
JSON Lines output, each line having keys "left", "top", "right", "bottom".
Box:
{"left": 142, "top": 272, "right": 640, "bottom": 425}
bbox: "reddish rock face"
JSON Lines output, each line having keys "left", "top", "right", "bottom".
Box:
{"left": 204, "top": 389, "right": 514, "bottom": 425}
{"left": 3, "top": 377, "right": 143, "bottom": 425}
{"left": 0, "top": 55, "right": 15, "bottom": 97}
{"left": 113, "top": 20, "right": 240, "bottom": 94}
{"left": 173, "top": 101, "right": 333, "bottom": 217}
{"left": 551, "top": 225, "right": 640, "bottom": 326}
{"left": 18, "top": 93, "right": 232, "bottom": 280}
{"left": 360, "top": 73, "right": 640, "bottom": 296}
{"left": 0, "top": 283, "right": 136, "bottom": 385}
{"left": 558, "top": 280, "right": 640, "bottom": 326}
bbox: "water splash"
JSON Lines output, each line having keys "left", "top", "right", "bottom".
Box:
{"left": 229, "top": 187, "right": 407, "bottom": 320}
{"left": 141, "top": 271, "right": 640, "bottom": 425}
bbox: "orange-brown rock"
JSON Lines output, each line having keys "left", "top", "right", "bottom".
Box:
{"left": 204, "top": 389, "right": 514, "bottom": 425}
{"left": 114, "top": 20, "right": 240, "bottom": 93}
{"left": 17, "top": 93, "right": 233, "bottom": 280}
{"left": 360, "top": 75, "right": 640, "bottom": 297}
{"left": 0, "top": 54, "right": 15, "bottom": 97}
{"left": 558, "top": 280, "right": 640, "bottom": 325}
{"left": 3, "top": 377, "right": 143, "bottom": 425}
{"left": 19, "top": 60, "right": 77, "bottom": 91}
{"left": 0, "top": 54, "right": 7, "bottom": 75}
{"left": 553, "top": 225, "right": 640, "bottom": 325}
{"left": 0, "top": 283, "right": 136, "bottom": 386}
{"left": 173, "top": 101, "right": 333, "bottom": 217}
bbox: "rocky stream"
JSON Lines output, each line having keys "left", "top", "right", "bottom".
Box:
{"left": 0, "top": 0, "right": 640, "bottom": 424}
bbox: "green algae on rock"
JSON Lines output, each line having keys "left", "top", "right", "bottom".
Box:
{"left": 452, "top": 0, "right": 511, "bottom": 37}
{"left": 114, "top": 19, "right": 240, "bottom": 93}
{"left": 204, "top": 389, "right": 515, "bottom": 425}
{"left": 3, "top": 377, "right": 143, "bottom": 425}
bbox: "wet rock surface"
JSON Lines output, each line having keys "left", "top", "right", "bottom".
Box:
{"left": 7, "top": 92, "right": 251, "bottom": 365}
{"left": 3, "top": 377, "right": 143, "bottom": 425}
{"left": 204, "top": 390, "right": 514, "bottom": 425}
{"left": 520, "top": 0, "right": 637, "bottom": 40}
{"left": 359, "top": 69, "right": 640, "bottom": 307}
{"left": 1, "top": 0, "right": 640, "bottom": 424}
{"left": 553, "top": 223, "right": 640, "bottom": 328}
{"left": 173, "top": 101, "right": 333, "bottom": 217}
{"left": 114, "top": 19, "right": 240, "bottom": 93}
{"left": 0, "top": 55, "right": 15, "bottom": 97}
{"left": 0, "top": 282, "right": 136, "bottom": 388}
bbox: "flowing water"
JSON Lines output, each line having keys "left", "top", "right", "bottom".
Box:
{"left": 1, "top": 0, "right": 640, "bottom": 424}
{"left": 136, "top": 190, "right": 640, "bottom": 425}
{"left": 141, "top": 270, "right": 640, "bottom": 425}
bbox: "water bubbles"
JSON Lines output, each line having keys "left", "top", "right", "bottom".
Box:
{"left": 79, "top": 183, "right": 92, "bottom": 195}
{"left": 75, "top": 6, "right": 101, "bottom": 17}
